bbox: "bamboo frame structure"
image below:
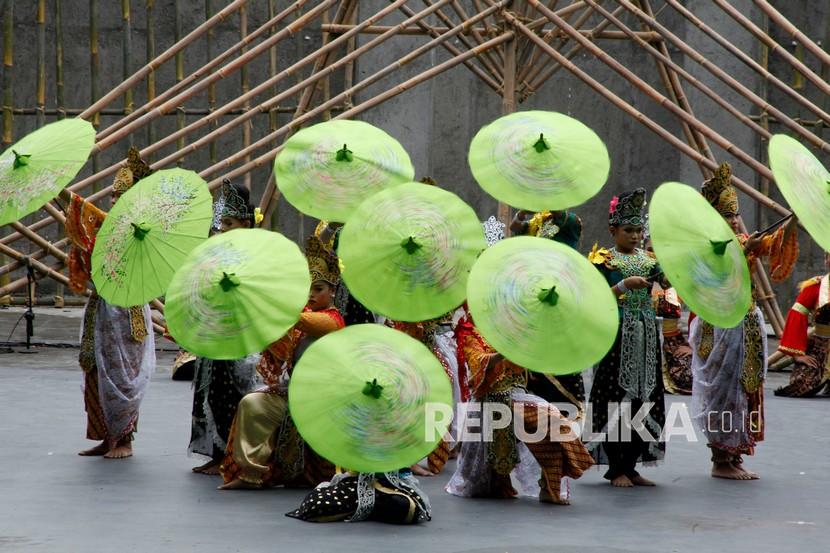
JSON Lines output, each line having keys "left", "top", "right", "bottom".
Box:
{"left": 1, "top": 0, "right": 828, "bottom": 343}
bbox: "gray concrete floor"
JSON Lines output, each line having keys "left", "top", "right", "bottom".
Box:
{"left": 0, "top": 308, "right": 828, "bottom": 553}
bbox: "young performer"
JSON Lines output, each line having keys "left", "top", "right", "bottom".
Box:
{"left": 445, "top": 306, "right": 594, "bottom": 505}
{"left": 287, "top": 468, "right": 431, "bottom": 524}
{"left": 188, "top": 180, "right": 262, "bottom": 475}
{"left": 775, "top": 252, "right": 830, "bottom": 397}
{"left": 67, "top": 147, "right": 156, "bottom": 459}
{"left": 588, "top": 188, "right": 666, "bottom": 488}
{"left": 219, "top": 236, "right": 345, "bottom": 489}
{"left": 690, "top": 162, "right": 798, "bottom": 480}
{"left": 510, "top": 210, "right": 587, "bottom": 415}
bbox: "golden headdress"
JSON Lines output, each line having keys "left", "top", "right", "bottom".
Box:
{"left": 112, "top": 167, "right": 134, "bottom": 193}
{"left": 305, "top": 235, "right": 340, "bottom": 285}
{"left": 701, "top": 162, "right": 739, "bottom": 216}
{"left": 113, "top": 147, "right": 154, "bottom": 193}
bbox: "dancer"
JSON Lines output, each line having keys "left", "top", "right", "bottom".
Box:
{"left": 219, "top": 236, "right": 345, "bottom": 489}
{"left": 67, "top": 147, "right": 156, "bottom": 459}
{"left": 510, "top": 210, "right": 586, "bottom": 415}
{"left": 287, "top": 468, "right": 431, "bottom": 524}
{"left": 188, "top": 180, "right": 262, "bottom": 475}
{"left": 446, "top": 306, "right": 593, "bottom": 505}
{"left": 774, "top": 252, "right": 830, "bottom": 397}
{"left": 588, "top": 188, "right": 666, "bottom": 488}
{"left": 690, "top": 162, "right": 798, "bottom": 479}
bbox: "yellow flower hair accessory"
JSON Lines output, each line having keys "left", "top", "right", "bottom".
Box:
{"left": 254, "top": 207, "right": 264, "bottom": 225}
{"left": 587, "top": 242, "right": 611, "bottom": 265}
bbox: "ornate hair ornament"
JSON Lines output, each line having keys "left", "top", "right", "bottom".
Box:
{"left": 218, "top": 178, "right": 253, "bottom": 223}
{"left": 482, "top": 215, "right": 505, "bottom": 247}
{"left": 608, "top": 187, "right": 646, "bottom": 227}
{"left": 701, "top": 162, "right": 739, "bottom": 216}
{"left": 306, "top": 235, "right": 341, "bottom": 285}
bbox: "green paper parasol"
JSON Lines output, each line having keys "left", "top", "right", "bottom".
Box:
{"left": 274, "top": 120, "right": 415, "bottom": 222}
{"left": 165, "top": 228, "right": 310, "bottom": 360}
{"left": 91, "top": 168, "right": 213, "bottom": 307}
{"left": 337, "top": 182, "right": 486, "bottom": 321}
{"left": 468, "top": 111, "right": 610, "bottom": 211}
{"left": 649, "top": 182, "right": 751, "bottom": 328}
{"left": 0, "top": 118, "right": 95, "bottom": 226}
{"left": 288, "top": 324, "right": 453, "bottom": 473}
{"left": 768, "top": 134, "right": 830, "bottom": 252}
{"left": 467, "top": 236, "right": 618, "bottom": 374}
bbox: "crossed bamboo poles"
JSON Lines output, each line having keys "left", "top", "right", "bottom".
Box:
{"left": 2, "top": 0, "right": 829, "bottom": 346}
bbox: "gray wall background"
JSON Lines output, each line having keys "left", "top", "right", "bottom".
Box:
{"left": 1, "top": 0, "right": 828, "bottom": 309}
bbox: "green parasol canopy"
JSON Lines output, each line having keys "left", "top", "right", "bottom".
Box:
{"left": 165, "top": 228, "right": 310, "bottom": 360}
{"left": 649, "top": 181, "right": 751, "bottom": 328}
{"left": 91, "top": 168, "right": 213, "bottom": 307}
{"left": 337, "top": 182, "right": 486, "bottom": 321}
{"left": 466, "top": 236, "right": 618, "bottom": 374}
{"left": 274, "top": 119, "right": 414, "bottom": 222}
{"left": 768, "top": 134, "right": 830, "bottom": 252}
{"left": 288, "top": 324, "right": 453, "bottom": 473}
{"left": 468, "top": 111, "right": 610, "bottom": 211}
{"left": 0, "top": 118, "right": 96, "bottom": 226}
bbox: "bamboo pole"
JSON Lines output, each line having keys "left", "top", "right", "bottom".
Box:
{"left": 97, "top": 0, "right": 311, "bottom": 142}
{"left": 122, "top": 0, "right": 134, "bottom": 131}
{"left": 267, "top": 0, "right": 279, "bottom": 133}
{"left": 516, "top": 1, "right": 594, "bottom": 91}
{"left": 343, "top": 2, "right": 358, "bottom": 109}
{"left": 712, "top": 0, "right": 830, "bottom": 102}
{"left": 395, "top": 3, "right": 501, "bottom": 93}
{"left": 499, "top": 34, "right": 516, "bottom": 234}
{"left": 757, "top": 9, "right": 771, "bottom": 232}
{"left": 448, "top": 0, "right": 505, "bottom": 70}
{"left": 206, "top": 0, "right": 217, "bottom": 164}
{"left": 753, "top": 0, "right": 830, "bottom": 69}
{"left": 178, "top": 2, "right": 509, "bottom": 184}
{"left": 146, "top": 0, "right": 460, "bottom": 171}
{"left": 0, "top": 243, "right": 69, "bottom": 290}
{"left": 317, "top": 24, "right": 653, "bottom": 39}
{"left": 94, "top": 0, "right": 338, "bottom": 152}
{"left": 55, "top": 0, "right": 67, "bottom": 306}
{"left": 636, "top": 0, "right": 714, "bottom": 175}
{"left": 146, "top": 0, "right": 156, "bottom": 150}
{"left": 79, "top": 0, "right": 249, "bottom": 120}
{"left": 540, "top": 0, "right": 830, "bottom": 177}
{"left": 618, "top": 0, "right": 830, "bottom": 155}
{"left": 2, "top": 0, "right": 13, "bottom": 148}
{"left": 515, "top": 0, "right": 558, "bottom": 74}
{"left": 0, "top": 238, "right": 70, "bottom": 277}
{"left": 499, "top": 5, "right": 789, "bottom": 218}
{"left": 521, "top": 6, "right": 625, "bottom": 101}
{"left": 663, "top": 0, "right": 830, "bottom": 127}
{"left": 235, "top": 33, "right": 515, "bottom": 206}
{"left": 89, "top": 0, "right": 102, "bottom": 192}
{"left": 56, "top": 0, "right": 65, "bottom": 120}
{"left": 36, "top": 0, "right": 46, "bottom": 128}
{"left": 10, "top": 223, "right": 68, "bottom": 262}
{"left": 174, "top": 0, "right": 186, "bottom": 166}
{"left": 240, "top": 3, "right": 251, "bottom": 188}
{"left": 0, "top": 0, "right": 12, "bottom": 306}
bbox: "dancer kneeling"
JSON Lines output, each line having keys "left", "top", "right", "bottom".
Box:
{"left": 446, "top": 307, "right": 593, "bottom": 505}
{"left": 219, "top": 236, "right": 345, "bottom": 489}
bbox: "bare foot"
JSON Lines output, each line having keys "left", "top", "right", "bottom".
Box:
{"left": 104, "top": 442, "right": 133, "bottom": 459}
{"left": 630, "top": 475, "right": 656, "bottom": 487}
{"left": 611, "top": 475, "right": 634, "bottom": 487}
{"left": 410, "top": 464, "right": 436, "bottom": 477}
{"left": 78, "top": 441, "right": 109, "bottom": 456}
{"left": 539, "top": 489, "right": 570, "bottom": 505}
{"left": 732, "top": 463, "right": 760, "bottom": 480}
{"left": 711, "top": 463, "right": 752, "bottom": 480}
{"left": 218, "top": 478, "right": 261, "bottom": 490}
{"left": 192, "top": 459, "right": 221, "bottom": 474}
